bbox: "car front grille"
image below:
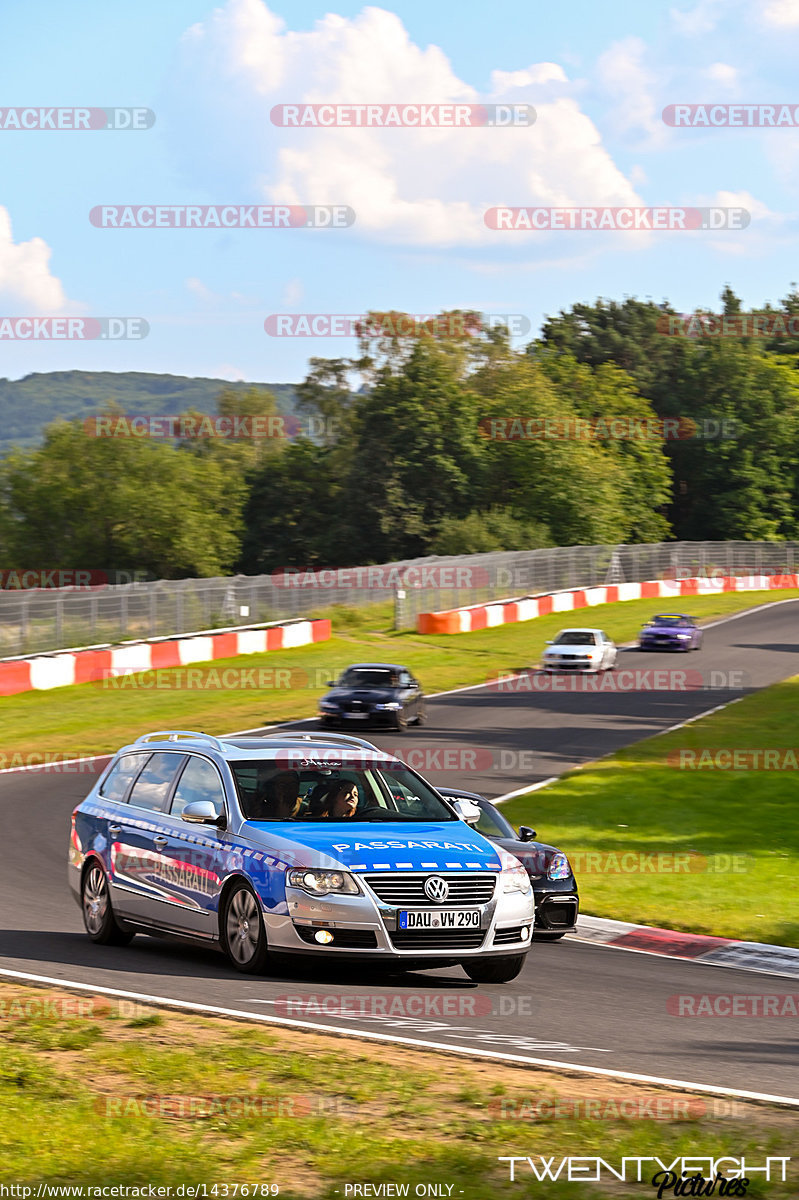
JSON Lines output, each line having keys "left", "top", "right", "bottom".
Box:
{"left": 389, "top": 929, "right": 486, "bottom": 950}
{"left": 364, "top": 873, "right": 496, "bottom": 906}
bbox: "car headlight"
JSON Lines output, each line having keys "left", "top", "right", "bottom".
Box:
{"left": 501, "top": 863, "right": 533, "bottom": 894}
{"left": 319, "top": 700, "right": 339, "bottom": 710}
{"left": 676, "top": 632, "right": 690, "bottom": 639}
{"left": 287, "top": 869, "right": 361, "bottom": 896}
{"left": 547, "top": 852, "right": 572, "bottom": 881}
{"left": 374, "top": 702, "right": 401, "bottom": 710}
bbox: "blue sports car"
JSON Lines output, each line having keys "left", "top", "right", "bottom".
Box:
{"left": 638, "top": 613, "right": 703, "bottom": 651}
{"left": 69, "top": 730, "right": 534, "bottom": 982}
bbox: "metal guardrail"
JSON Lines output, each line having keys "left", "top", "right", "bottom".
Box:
{"left": 1, "top": 541, "right": 797, "bottom": 656}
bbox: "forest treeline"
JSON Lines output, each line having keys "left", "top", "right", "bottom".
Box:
{"left": 2, "top": 287, "right": 798, "bottom": 578}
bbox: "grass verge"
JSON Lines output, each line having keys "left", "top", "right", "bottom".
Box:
{"left": 0, "top": 981, "right": 795, "bottom": 1198}
{"left": 502, "top": 675, "right": 799, "bottom": 946}
{"left": 2, "top": 589, "right": 798, "bottom": 762}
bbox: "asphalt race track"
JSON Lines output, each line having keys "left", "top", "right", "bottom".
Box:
{"left": 2, "top": 599, "right": 799, "bottom": 1099}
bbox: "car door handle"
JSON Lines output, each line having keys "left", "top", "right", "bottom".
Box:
{"left": 153, "top": 836, "right": 168, "bottom": 847}
{"left": 109, "top": 825, "right": 122, "bottom": 837}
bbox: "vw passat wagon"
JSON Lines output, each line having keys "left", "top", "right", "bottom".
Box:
{"left": 69, "top": 730, "right": 534, "bottom": 982}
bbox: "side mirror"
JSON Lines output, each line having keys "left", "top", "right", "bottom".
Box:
{"left": 326, "top": 680, "right": 335, "bottom": 687}
{"left": 182, "top": 800, "right": 225, "bottom": 827}
{"left": 545, "top": 639, "right": 553, "bottom": 645}
{"left": 450, "top": 798, "right": 481, "bottom": 826}
{"left": 518, "top": 825, "right": 537, "bottom": 842}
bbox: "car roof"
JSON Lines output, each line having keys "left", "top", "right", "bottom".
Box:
{"left": 119, "top": 730, "right": 403, "bottom": 763}
{"left": 340, "top": 662, "right": 408, "bottom": 672}
{"left": 554, "top": 627, "right": 605, "bottom": 634}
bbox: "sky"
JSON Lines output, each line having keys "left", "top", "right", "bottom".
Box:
{"left": 2, "top": 0, "right": 799, "bottom": 383}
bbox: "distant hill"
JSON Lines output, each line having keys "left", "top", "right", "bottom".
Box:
{"left": 0, "top": 371, "right": 298, "bottom": 453}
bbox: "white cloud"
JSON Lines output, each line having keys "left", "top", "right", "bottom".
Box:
{"left": 0, "top": 207, "right": 67, "bottom": 312}
{"left": 208, "top": 364, "right": 247, "bottom": 380}
{"left": 165, "top": 0, "right": 641, "bottom": 249}
{"left": 763, "top": 0, "right": 799, "bottom": 26}
{"left": 281, "top": 277, "right": 303, "bottom": 306}
{"left": 595, "top": 37, "right": 664, "bottom": 145}
{"left": 704, "top": 62, "right": 739, "bottom": 90}
{"left": 670, "top": 0, "right": 731, "bottom": 36}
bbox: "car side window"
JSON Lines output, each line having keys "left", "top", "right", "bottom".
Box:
{"left": 127, "top": 752, "right": 185, "bottom": 814}
{"left": 99, "top": 752, "right": 149, "bottom": 803}
{"left": 399, "top": 671, "right": 411, "bottom": 687}
{"left": 170, "top": 756, "right": 227, "bottom": 819}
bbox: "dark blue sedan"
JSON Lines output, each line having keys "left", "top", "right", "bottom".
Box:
{"left": 639, "top": 613, "right": 703, "bottom": 651}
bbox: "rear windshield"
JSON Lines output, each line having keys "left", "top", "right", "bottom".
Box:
{"left": 230, "top": 759, "right": 455, "bottom": 823}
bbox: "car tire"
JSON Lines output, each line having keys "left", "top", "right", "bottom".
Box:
{"left": 222, "top": 881, "right": 270, "bottom": 974}
{"left": 412, "top": 704, "right": 426, "bottom": 726}
{"left": 462, "top": 953, "right": 527, "bottom": 983}
{"left": 81, "top": 861, "right": 134, "bottom": 946}
{"left": 393, "top": 709, "right": 408, "bottom": 733}
{"left": 533, "top": 931, "right": 568, "bottom": 942}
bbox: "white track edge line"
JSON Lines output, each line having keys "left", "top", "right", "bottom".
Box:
{"left": 0, "top": 966, "right": 796, "bottom": 1108}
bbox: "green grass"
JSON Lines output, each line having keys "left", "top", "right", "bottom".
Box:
{"left": 3, "top": 589, "right": 798, "bottom": 762}
{"left": 0, "top": 983, "right": 795, "bottom": 1198}
{"left": 503, "top": 675, "right": 799, "bottom": 946}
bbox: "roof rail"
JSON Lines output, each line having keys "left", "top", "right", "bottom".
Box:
{"left": 255, "top": 731, "right": 381, "bottom": 752}
{"left": 134, "top": 730, "right": 227, "bottom": 752}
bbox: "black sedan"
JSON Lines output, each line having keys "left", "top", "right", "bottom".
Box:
{"left": 318, "top": 662, "right": 426, "bottom": 732}
{"left": 440, "top": 788, "right": 579, "bottom": 941}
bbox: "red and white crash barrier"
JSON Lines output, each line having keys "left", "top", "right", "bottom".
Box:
{"left": 0, "top": 618, "right": 332, "bottom": 697}
{"left": 417, "top": 573, "right": 799, "bottom": 635}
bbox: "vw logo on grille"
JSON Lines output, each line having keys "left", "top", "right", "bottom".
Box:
{"left": 424, "top": 875, "right": 449, "bottom": 903}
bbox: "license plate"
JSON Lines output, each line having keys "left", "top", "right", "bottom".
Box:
{"left": 398, "top": 908, "right": 481, "bottom": 930}
{"left": 344, "top": 712, "right": 369, "bottom": 719}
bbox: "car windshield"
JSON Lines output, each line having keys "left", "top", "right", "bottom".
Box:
{"left": 339, "top": 668, "right": 398, "bottom": 687}
{"left": 231, "top": 760, "right": 456, "bottom": 822}
{"left": 653, "top": 615, "right": 689, "bottom": 626}
{"left": 554, "top": 631, "right": 596, "bottom": 646}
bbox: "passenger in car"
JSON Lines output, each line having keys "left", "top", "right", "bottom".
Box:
{"left": 309, "top": 780, "right": 359, "bottom": 820}
{"left": 254, "top": 770, "right": 301, "bottom": 819}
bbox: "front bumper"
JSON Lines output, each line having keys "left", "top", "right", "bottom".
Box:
{"left": 267, "top": 874, "right": 534, "bottom": 961}
{"left": 533, "top": 886, "right": 579, "bottom": 934}
{"left": 542, "top": 657, "right": 601, "bottom": 673}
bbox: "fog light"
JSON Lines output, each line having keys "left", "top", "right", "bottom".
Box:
{"left": 521, "top": 926, "right": 530, "bottom": 939}
{"left": 314, "top": 929, "right": 334, "bottom": 944}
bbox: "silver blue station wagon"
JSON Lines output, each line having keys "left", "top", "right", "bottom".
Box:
{"left": 69, "top": 730, "right": 534, "bottom": 983}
